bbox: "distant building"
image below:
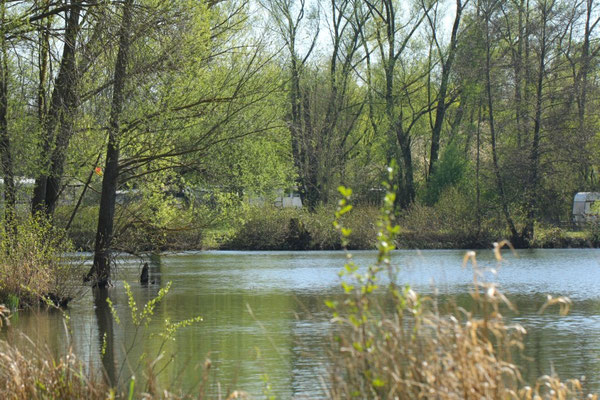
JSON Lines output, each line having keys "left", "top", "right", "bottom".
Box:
{"left": 248, "top": 188, "right": 302, "bottom": 209}
{"left": 572, "top": 192, "right": 600, "bottom": 224}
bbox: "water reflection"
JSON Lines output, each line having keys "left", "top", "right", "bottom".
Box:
{"left": 93, "top": 288, "right": 116, "bottom": 386}
{"left": 4, "top": 249, "right": 600, "bottom": 397}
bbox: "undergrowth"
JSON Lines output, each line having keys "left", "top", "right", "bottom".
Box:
{"left": 0, "top": 215, "right": 84, "bottom": 308}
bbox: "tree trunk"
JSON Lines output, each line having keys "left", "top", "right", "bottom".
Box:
{"left": 428, "top": 0, "right": 462, "bottom": 177}
{"left": 521, "top": 1, "right": 549, "bottom": 245}
{"left": 32, "top": 0, "right": 81, "bottom": 216}
{"left": 484, "top": 6, "right": 520, "bottom": 245}
{"left": 397, "top": 131, "right": 415, "bottom": 208}
{"left": 0, "top": 0, "right": 15, "bottom": 230}
{"left": 87, "top": 0, "right": 133, "bottom": 287}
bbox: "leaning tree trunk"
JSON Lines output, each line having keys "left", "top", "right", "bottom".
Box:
{"left": 87, "top": 0, "right": 132, "bottom": 288}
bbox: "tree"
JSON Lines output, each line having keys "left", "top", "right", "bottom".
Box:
{"left": 364, "top": 0, "right": 433, "bottom": 210}
{"left": 426, "top": 0, "right": 467, "bottom": 178}
{"left": 85, "top": 0, "right": 281, "bottom": 286}
{"left": 31, "top": 0, "right": 83, "bottom": 216}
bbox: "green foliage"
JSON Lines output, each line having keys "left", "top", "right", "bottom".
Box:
{"left": 400, "top": 186, "right": 494, "bottom": 248}
{"left": 224, "top": 203, "right": 379, "bottom": 250}
{"left": 531, "top": 225, "right": 573, "bottom": 248}
{"left": 423, "top": 142, "right": 469, "bottom": 205}
{"left": 0, "top": 215, "right": 83, "bottom": 307}
{"left": 224, "top": 205, "right": 304, "bottom": 250}
{"left": 586, "top": 221, "right": 600, "bottom": 246}
{"left": 54, "top": 205, "right": 99, "bottom": 251}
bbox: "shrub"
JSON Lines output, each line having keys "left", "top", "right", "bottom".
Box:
{"left": 54, "top": 205, "right": 98, "bottom": 251}
{"left": 225, "top": 204, "right": 379, "bottom": 250}
{"left": 532, "top": 226, "right": 569, "bottom": 248}
{"left": 423, "top": 142, "right": 468, "bottom": 205}
{"left": 303, "top": 205, "right": 378, "bottom": 250}
{"left": 224, "top": 205, "right": 304, "bottom": 250}
{"left": 400, "top": 186, "right": 494, "bottom": 248}
{"left": 0, "top": 216, "right": 84, "bottom": 308}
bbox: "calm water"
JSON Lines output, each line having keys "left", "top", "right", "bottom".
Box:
{"left": 7, "top": 249, "right": 600, "bottom": 397}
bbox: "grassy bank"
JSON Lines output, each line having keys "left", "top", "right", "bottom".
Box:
{"left": 53, "top": 200, "right": 600, "bottom": 252}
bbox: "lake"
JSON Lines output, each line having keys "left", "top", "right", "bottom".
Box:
{"left": 6, "top": 248, "right": 600, "bottom": 398}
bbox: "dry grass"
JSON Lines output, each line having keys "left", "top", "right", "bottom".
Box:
{"left": 327, "top": 273, "right": 594, "bottom": 399}
{"left": 328, "top": 244, "right": 595, "bottom": 398}
{"left": 0, "top": 335, "right": 109, "bottom": 400}
{"left": 0, "top": 320, "right": 248, "bottom": 400}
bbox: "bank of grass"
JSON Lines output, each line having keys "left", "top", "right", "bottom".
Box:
{"left": 219, "top": 202, "right": 600, "bottom": 250}
{"left": 54, "top": 197, "right": 600, "bottom": 251}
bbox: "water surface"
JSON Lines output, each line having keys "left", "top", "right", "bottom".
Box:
{"left": 7, "top": 249, "right": 600, "bottom": 397}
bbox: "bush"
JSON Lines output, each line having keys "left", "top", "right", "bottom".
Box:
{"left": 54, "top": 205, "right": 98, "bottom": 251}
{"left": 225, "top": 204, "right": 379, "bottom": 250}
{"left": 303, "top": 205, "right": 378, "bottom": 250}
{"left": 532, "top": 226, "right": 569, "bottom": 248}
{"left": 399, "top": 186, "right": 495, "bottom": 248}
{"left": 423, "top": 142, "right": 468, "bottom": 205}
{"left": 586, "top": 221, "right": 600, "bottom": 247}
{"left": 224, "top": 205, "right": 304, "bottom": 250}
{"left": 0, "top": 216, "right": 84, "bottom": 308}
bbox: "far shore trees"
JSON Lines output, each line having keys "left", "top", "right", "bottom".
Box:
{"left": 0, "top": 0, "right": 599, "bottom": 275}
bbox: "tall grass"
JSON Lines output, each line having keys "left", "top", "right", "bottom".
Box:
{"left": 326, "top": 179, "right": 596, "bottom": 399}
{"left": 0, "top": 337, "right": 110, "bottom": 400}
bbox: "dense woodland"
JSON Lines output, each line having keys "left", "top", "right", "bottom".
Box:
{"left": 1, "top": 0, "right": 600, "bottom": 286}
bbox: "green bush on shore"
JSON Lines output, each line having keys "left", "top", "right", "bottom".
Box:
{"left": 223, "top": 204, "right": 379, "bottom": 250}
{"left": 0, "top": 215, "right": 83, "bottom": 308}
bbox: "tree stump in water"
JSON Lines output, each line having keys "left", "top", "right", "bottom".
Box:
{"left": 140, "top": 262, "right": 149, "bottom": 284}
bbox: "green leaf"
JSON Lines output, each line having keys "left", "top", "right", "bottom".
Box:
{"left": 372, "top": 378, "right": 386, "bottom": 388}
{"left": 338, "top": 186, "right": 352, "bottom": 197}
{"left": 325, "top": 300, "right": 338, "bottom": 309}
